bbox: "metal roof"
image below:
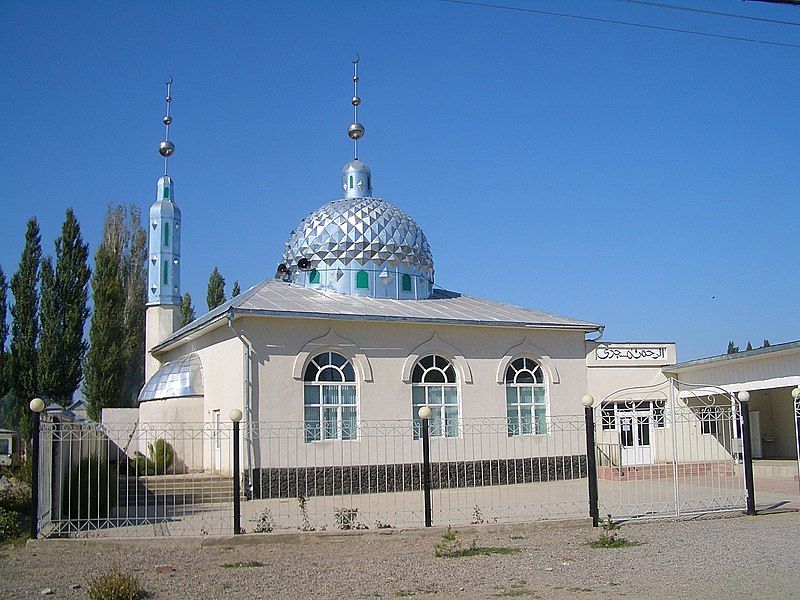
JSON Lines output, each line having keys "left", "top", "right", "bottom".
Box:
{"left": 664, "top": 340, "right": 800, "bottom": 373}
{"left": 152, "top": 279, "right": 601, "bottom": 353}
{"left": 138, "top": 353, "right": 204, "bottom": 401}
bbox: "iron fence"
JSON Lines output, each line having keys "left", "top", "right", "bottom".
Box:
{"left": 36, "top": 380, "right": 793, "bottom": 538}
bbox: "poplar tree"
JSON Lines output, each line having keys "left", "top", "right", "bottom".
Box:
{"left": 179, "top": 292, "right": 196, "bottom": 327}
{"left": 0, "top": 267, "right": 9, "bottom": 399}
{"left": 38, "top": 209, "right": 91, "bottom": 406}
{"left": 83, "top": 243, "right": 125, "bottom": 420}
{"left": 9, "top": 218, "right": 42, "bottom": 439}
{"left": 83, "top": 205, "right": 145, "bottom": 417}
{"left": 207, "top": 267, "right": 226, "bottom": 310}
{"left": 232, "top": 281, "right": 241, "bottom": 297}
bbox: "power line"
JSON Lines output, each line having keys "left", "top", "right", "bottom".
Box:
{"left": 615, "top": 0, "right": 800, "bottom": 27}
{"left": 441, "top": 0, "right": 800, "bottom": 49}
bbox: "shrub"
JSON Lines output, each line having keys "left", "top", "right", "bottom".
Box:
{"left": 0, "top": 507, "right": 23, "bottom": 543}
{"left": 0, "top": 487, "right": 31, "bottom": 514}
{"left": 588, "top": 514, "right": 641, "bottom": 549}
{"left": 61, "top": 456, "right": 118, "bottom": 521}
{"left": 88, "top": 567, "right": 143, "bottom": 600}
{"left": 252, "top": 507, "right": 274, "bottom": 533}
{"left": 131, "top": 438, "right": 175, "bottom": 475}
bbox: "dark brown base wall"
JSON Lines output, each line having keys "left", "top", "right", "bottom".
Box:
{"left": 249, "top": 455, "right": 587, "bottom": 499}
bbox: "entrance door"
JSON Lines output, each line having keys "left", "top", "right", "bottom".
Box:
{"left": 212, "top": 409, "right": 222, "bottom": 470}
{"left": 619, "top": 411, "right": 653, "bottom": 466}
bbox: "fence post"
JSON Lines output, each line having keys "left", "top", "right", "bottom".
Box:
{"left": 418, "top": 406, "right": 433, "bottom": 527}
{"left": 582, "top": 395, "right": 599, "bottom": 527}
{"left": 230, "top": 409, "right": 243, "bottom": 534}
{"left": 28, "top": 398, "right": 45, "bottom": 539}
{"left": 793, "top": 387, "right": 800, "bottom": 494}
{"left": 737, "top": 391, "right": 756, "bottom": 516}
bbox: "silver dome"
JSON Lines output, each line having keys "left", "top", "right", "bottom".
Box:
{"left": 138, "top": 353, "right": 203, "bottom": 402}
{"left": 282, "top": 197, "right": 435, "bottom": 299}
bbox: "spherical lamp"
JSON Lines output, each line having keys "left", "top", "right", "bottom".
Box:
{"left": 417, "top": 406, "right": 432, "bottom": 420}
{"left": 229, "top": 409, "right": 243, "bottom": 423}
{"left": 29, "top": 397, "right": 45, "bottom": 413}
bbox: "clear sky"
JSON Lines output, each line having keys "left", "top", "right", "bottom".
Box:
{"left": 1, "top": 0, "right": 798, "bottom": 362}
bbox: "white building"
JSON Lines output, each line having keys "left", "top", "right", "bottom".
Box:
{"left": 121, "top": 64, "right": 797, "bottom": 493}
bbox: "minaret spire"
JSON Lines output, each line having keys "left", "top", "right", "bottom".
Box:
{"left": 341, "top": 54, "right": 372, "bottom": 199}
{"left": 159, "top": 76, "right": 175, "bottom": 176}
{"left": 348, "top": 54, "right": 364, "bottom": 160}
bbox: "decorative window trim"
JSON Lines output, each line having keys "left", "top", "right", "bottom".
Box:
{"left": 401, "top": 332, "right": 473, "bottom": 385}
{"left": 292, "top": 328, "right": 373, "bottom": 383}
{"left": 599, "top": 399, "right": 670, "bottom": 430}
{"left": 495, "top": 337, "right": 559, "bottom": 385}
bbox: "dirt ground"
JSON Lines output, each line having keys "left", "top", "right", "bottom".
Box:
{"left": 1, "top": 511, "right": 798, "bottom": 599}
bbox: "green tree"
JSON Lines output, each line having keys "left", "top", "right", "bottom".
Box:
{"left": 120, "top": 206, "right": 147, "bottom": 407}
{"left": 83, "top": 243, "right": 125, "bottom": 420}
{"left": 232, "top": 281, "right": 241, "bottom": 297}
{"left": 745, "top": 341, "right": 753, "bottom": 352}
{"left": 762, "top": 339, "right": 770, "bottom": 348}
{"left": 179, "top": 292, "right": 196, "bottom": 327}
{"left": 726, "top": 341, "right": 739, "bottom": 355}
{"left": 207, "top": 267, "right": 226, "bottom": 310}
{"left": 38, "top": 210, "right": 91, "bottom": 406}
{"left": 9, "top": 218, "right": 42, "bottom": 439}
{"left": 0, "top": 266, "right": 9, "bottom": 399}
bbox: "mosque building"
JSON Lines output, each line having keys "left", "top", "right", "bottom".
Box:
{"left": 125, "top": 59, "right": 799, "bottom": 492}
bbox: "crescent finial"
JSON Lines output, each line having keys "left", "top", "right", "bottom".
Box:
{"left": 165, "top": 75, "right": 174, "bottom": 85}
{"left": 352, "top": 53, "right": 360, "bottom": 64}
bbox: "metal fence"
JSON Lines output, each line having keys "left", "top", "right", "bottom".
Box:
{"left": 595, "top": 380, "right": 745, "bottom": 519}
{"left": 37, "top": 419, "right": 234, "bottom": 537}
{"left": 36, "top": 381, "right": 790, "bottom": 538}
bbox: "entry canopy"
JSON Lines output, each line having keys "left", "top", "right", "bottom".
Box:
{"left": 139, "top": 353, "right": 204, "bottom": 402}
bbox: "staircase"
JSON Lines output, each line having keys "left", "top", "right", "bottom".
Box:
{"left": 119, "top": 473, "right": 245, "bottom": 507}
{"left": 598, "top": 461, "right": 736, "bottom": 481}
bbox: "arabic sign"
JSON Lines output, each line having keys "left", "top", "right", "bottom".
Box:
{"left": 596, "top": 346, "right": 667, "bottom": 361}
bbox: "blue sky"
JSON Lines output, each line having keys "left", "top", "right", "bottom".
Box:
{"left": 1, "top": 0, "right": 798, "bottom": 361}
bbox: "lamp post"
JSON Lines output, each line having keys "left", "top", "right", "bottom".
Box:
{"left": 28, "top": 397, "right": 45, "bottom": 539}
{"left": 582, "top": 394, "right": 600, "bottom": 527}
{"left": 418, "top": 406, "right": 433, "bottom": 527}
{"left": 737, "top": 391, "right": 756, "bottom": 515}
{"left": 792, "top": 387, "right": 800, "bottom": 493}
{"left": 230, "top": 409, "right": 243, "bottom": 534}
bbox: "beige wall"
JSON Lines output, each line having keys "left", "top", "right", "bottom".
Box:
{"left": 145, "top": 304, "right": 180, "bottom": 381}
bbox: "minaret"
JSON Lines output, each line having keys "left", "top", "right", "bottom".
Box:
{"left": 145, "top": 77, "right": 182, "bottom": 381}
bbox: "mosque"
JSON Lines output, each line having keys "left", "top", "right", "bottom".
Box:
{"left": 124, "top": 60, "right": 799, "bottom": 493}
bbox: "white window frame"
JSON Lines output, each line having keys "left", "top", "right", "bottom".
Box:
{"left": 699, "top": 406, "right": 722, "bottom": 435}
{"left": 303, "top": 352, "right": 358, "bottom": 442}
{"left": 412, "top": 355, "right": 460, "bottom": 439}
{"left": 600, "top": 400, "right": 669, "bottom": 431}
{"left": 505, "top": 358, "right": 548, "bottom": 436}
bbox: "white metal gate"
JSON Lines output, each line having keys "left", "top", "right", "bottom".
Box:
{"left": 596, "top": 378, "right": 746, "bottom": 519}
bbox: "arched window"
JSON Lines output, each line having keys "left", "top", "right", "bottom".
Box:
{"left": 309, "top": 269, "right": 320, "bottom": 284}
{"left": 163, "top": 186, "right": 170, "bottom": 199}
{"left": 401, "top": 274, "right": 412, "bottom": 292}
{"left": 356, "top": 270, "right": 369, "bottom": 289}
{"left": 412, "top": 355, "right": 459, "bottom": 438}
{"left": 505, "top": 358, "right": 547, "bottom": 436}
{"left": 304, "top": 352, "right": 357, "bottom": 442}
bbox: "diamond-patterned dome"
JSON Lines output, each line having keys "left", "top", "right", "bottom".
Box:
{"left": 283, "top": 197, "right": 434, "bottom": 279}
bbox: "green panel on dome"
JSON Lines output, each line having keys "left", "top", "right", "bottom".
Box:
{"left": 356, "top": 270, "right": 369, "bottom": 289}
{"left": 402, "top": 274, "right": 412, "bottom": 292}
{"left": 309, "top": 269, "right": 320, "bottom": 284}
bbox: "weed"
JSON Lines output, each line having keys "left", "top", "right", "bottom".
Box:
{"left": 297, "top": 494, "right": 315, "bottom": 531}
{"left": 88, "top": 566, "right": 144, "bottom": 600}
{"left": 395, "top": 587, "right": 437, "bottom": 597}
{"left": 334, "top": 507, "right": 361, "bottom": 530}
{"left": 252, "top": 507, "right": 274, "bottom": 533}
{"left": 221, "top": 561, "right": 265, "bottom": 568}
{"left": 434, "top": 527, "right": 521, "bottom": 558}
{"left": 588, "top": 515, "right": 641, "bottom": 549}
{"left": 470, "top": 504, "right": 485, "bottom": 524}
{"left": 375, "top": 520, "right": 393, "bottom": 529}
{"left": 220, "top": 582, "right": 232, "bottom": 591}
{"left": 566, "top": 587, "right": 592, "bottom": 593}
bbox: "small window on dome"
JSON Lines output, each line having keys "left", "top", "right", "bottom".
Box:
{"left": 163, "top": 221, "right": 170, "bottom": 247}
{"left": 309, "top": 269, "right": 320, "bottom": 284}
{"left": 402, "top": 274, "right": 412, "bottom": 292}
{"left": 349, "top": 175, "right": 354, "bottom": 189}
{"left": 163, "top": 186, "right": 170, "bottom": 199}
{"left": 356, "top": 270, "right": 369, "bottom": 289}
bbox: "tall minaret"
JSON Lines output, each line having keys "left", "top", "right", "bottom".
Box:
{"left": 145, "top": 77, "right": 182, "bottom": 380}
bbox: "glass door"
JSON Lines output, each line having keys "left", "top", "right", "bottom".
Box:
{"left": 618, "top": 410, "right": 653, "bottom": 466}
